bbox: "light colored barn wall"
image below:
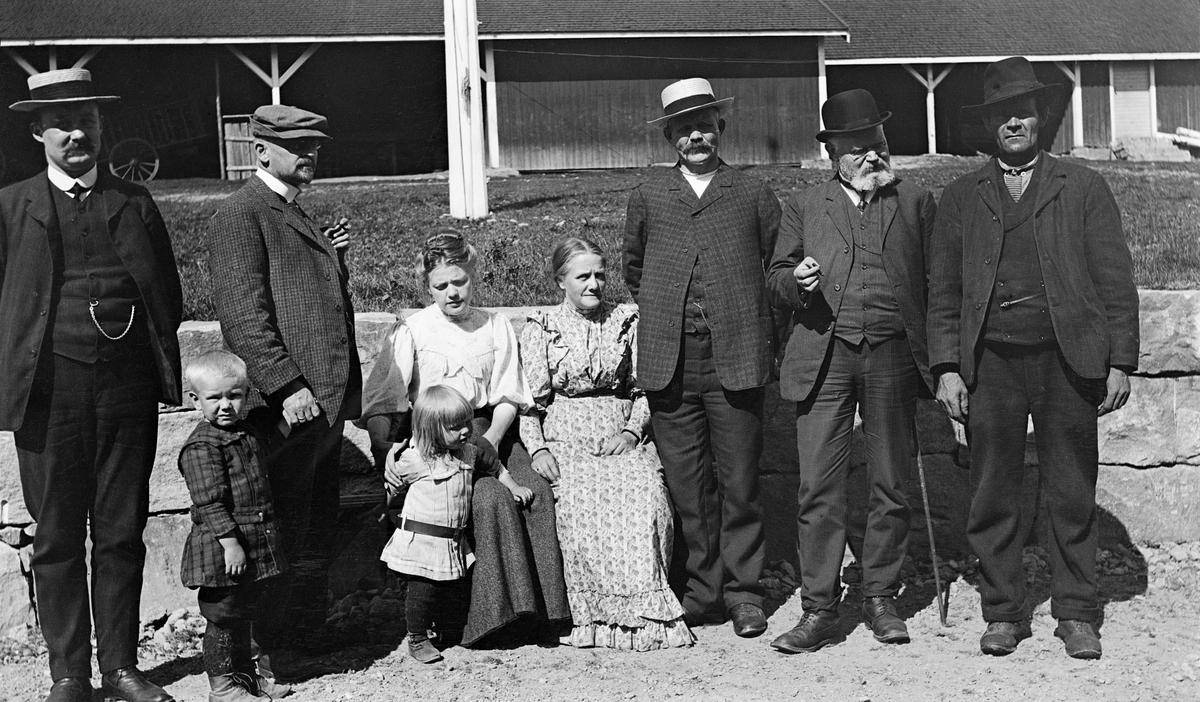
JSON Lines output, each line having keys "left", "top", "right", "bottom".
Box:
{"left": 1156, "top": 60, "right": 1200, "bottom": 133}
{"left": 1081, "top": 61, "right": 1111, "bottom": 146}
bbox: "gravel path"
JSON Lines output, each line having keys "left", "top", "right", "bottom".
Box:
{"left": 2, "top": 543, "right": 1197, "bottom": 702}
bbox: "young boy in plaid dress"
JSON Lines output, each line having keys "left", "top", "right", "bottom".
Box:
{"left": 179, "top": 351, "right": 291, "bottom": 701}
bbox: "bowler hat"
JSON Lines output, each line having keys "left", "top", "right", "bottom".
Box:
{"left": 815, "top": 89, "right": 891, "bottom": 142}
{"left": 960, "top": 56, "right": 1067, "bottom": 122}
{"left": 250, "top": 105, "right": 331, "bottom": 141}
{"left": 647, "top": 78, "right": 734, "bottom": 127}
{"left": 9, "top": 68, "right": 120, "bottom": 112}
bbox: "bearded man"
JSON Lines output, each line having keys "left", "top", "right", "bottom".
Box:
{"left": 766, "top": 89, "right": 936, "bottom": 653}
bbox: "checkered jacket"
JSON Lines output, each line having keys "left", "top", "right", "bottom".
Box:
{"left": 178, "top": 419, "right": 286, "bottom": 588}
{"left": 206, "top": 176, "right": 361, "bottom": 422}
{"left": 623, "top": 162, "right": 781, "bottom": 392}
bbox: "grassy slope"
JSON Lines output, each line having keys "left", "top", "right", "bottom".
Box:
{"left": 150, "top": 158, "right": 1200, "bottom": 321}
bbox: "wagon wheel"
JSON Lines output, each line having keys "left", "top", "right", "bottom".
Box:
{"left": 109, "top": 138, "right": 160, "bottom": 183}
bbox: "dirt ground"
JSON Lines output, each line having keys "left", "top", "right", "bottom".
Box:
{"left": 1, "top": 541, "right": 1197, "bottom": 702}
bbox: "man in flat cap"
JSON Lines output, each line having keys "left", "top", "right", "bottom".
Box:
{"left": 206, "top": 105, "right": 361, "bottom": 664}
{"left": 0, "top": 69, "right": 181, "bottom": 702}
{"left": 767, "top": 89, "right": 936, "bottom": 653}
{"left": 623, "top": 77, "right": 777, "bottom": 638}
{"left": 928, "top": 57, "right": 1139, "bottom": 659}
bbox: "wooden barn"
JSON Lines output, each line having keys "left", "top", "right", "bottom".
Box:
{"left": 821, "top": 0, "right": 1200, "bottom": 157}
{"left": 0, "top": 0, "right": 846, "bottom": 182}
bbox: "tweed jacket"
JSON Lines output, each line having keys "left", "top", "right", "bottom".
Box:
{"left": 178, "top": 418, "right": 286, "bottom": 588}
{"left": 927, "top": 153, "right": 1139, "bottom": 385}
{"left": 623, "top": 162, "right": 781, "bottom": 392}
{"left": 207, "top": 175, "right": 362, "bottom": 423}
{"left": 767, "top": 178, "right": 936, "bottom": 401}
{"left": 0, "top": 170, "right": 183, "bottom": 430}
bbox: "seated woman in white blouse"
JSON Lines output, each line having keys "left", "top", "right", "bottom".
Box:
{"left": 358, "top": 231, "right": 570, "bottom": 647}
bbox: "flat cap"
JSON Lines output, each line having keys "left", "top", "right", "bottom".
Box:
{"left": 250, "top": 104, "right": 331, "bottom": 141}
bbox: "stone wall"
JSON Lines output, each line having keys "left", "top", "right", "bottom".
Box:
{"left": 0, "top": 292, "right": 1197, "bottom": 633}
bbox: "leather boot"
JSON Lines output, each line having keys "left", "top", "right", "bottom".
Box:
{"left": 861, "top": 596, "right": 910, "bottom": 643}
{"left": 769, "top": 610, "right": 842, "bottom": 653}
{"left": 44, "top": 677, "right": 91, "bottom": 702}
{"left": 208, "top": 674, "right": 265, "bottom": 702}
{"left": 101, "top": 667, "right": 174, "bottom": 702}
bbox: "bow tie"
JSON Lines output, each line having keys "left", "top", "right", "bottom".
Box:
{"left": 1001, "top": 163, "right": 1035, "bottom": 178}
{"left": 69, "top": 183, "right": 92, "bottom": 199}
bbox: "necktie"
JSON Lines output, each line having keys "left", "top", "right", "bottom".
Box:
{"left": 288, "top": 199, "right": 310, "bottom": 220}
{"left": 70, "top": 183, "right": 91, "bottom": 200}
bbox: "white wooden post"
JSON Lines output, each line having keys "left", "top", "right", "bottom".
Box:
{"left": 48, "top": 47, "right": 57, "bottom": 71}
{"left": 816, "top": 39, "right": 828, "bottom": 133}
{"left": 1149, "top": 61, "right": 1158, "bottom": 134}
{"left": 902, "top": 64, "right": 953, "bottom": 154}
{"left": 483, "top": 41, "right": 500, "bottom": 169}
{"left": 1054, "top": 61, "right": 1085, "bottom": 150}
{"left": 270, "top": 46, "right": 281, "bottom": 105}
{"left": 1108, "top": 62, "right": 1116, "bottom": 147}
{"left": 227, "top": 44, "right": 321, "bottom": 108}
{"left": 444, "top": 0, "right": 489, "bottom": 219}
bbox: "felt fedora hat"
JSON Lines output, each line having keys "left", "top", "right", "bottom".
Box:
{"left": 815, "top": 89, "right": 891, "bottom": 142}
{"left": 250, "top": 104, "right": 332, "bottom": 141}
{"left": 9, "top": 68, "right": 120, "bottom": 112}
{"left": 647, "top": 78, "right": 734, "bottom": 127}
{"left": 960, "top": 56, "right": 1068, "bottom": 122}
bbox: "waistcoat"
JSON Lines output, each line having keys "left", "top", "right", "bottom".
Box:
{"left": 984, "top": 163, "right": 1056, "bottom": 345}
{"left": 835, "top": 194, "right": 905, "bottom": 346}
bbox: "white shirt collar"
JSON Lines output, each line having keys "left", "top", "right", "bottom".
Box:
{"left": 838, "top": 180, "right": 877, "bottom": 208}
{"left": 47, "top": 163, "right": 98, "bottom": 195}
{"left": 255, "top": 168, "right": 301, "bottom": 203}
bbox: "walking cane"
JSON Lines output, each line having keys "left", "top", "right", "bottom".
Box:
{"left": 914, "top": 426, "right": 949, "bottom": 626}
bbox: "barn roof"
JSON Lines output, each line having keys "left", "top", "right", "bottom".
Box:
{"left": 1, "top": 0, "right": 848, "bottom": 43}
{"left": 823, "top": 0, "right": 1200, "bottom": 62}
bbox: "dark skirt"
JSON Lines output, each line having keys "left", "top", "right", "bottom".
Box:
{"left": 461, "top": 414, "right": 571, "bottom": 647}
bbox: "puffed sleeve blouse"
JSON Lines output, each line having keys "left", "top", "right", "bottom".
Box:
{"left": 359, "top": 304, "right": 534, "bottom": 421}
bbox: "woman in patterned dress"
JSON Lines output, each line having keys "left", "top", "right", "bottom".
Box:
{"left": 358, "top": 231, "right": 570, "bottom": 647}
{"left": 519, "top": 237, "right": 694, "bottom": 650}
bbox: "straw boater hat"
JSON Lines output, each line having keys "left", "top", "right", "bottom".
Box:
{"left": 250, "top": 104, "right": 332, "bottom": 141}
{"left": 9, "top": 68, "right": 120, "bottom": 112}
{"left": 959, "top": 56, "right": 1068, "bottom": 122}
{"left": 815, "top": 89, "right": 891, "bottom": 142}
{"left": 647, "top": 78, "right": 734, "bottom": 127}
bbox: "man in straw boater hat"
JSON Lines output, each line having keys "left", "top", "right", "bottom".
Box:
{"left": 623, "top": 77, "right": 778, "bottom": 638}
{"left": 0, "top": 69, "right": 182, "bottom": 701}
{"left": 928, "top": 56, "right": 1139, "bottom": 659}
{"left": 766, "top": 89, "right": 936, "bottom": 653}
{"left": 206, "top": 105, "right": 360, "bottom": 675}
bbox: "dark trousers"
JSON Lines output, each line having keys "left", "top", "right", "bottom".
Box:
{"left": 404, "top": 575, "right": 469, "bottom": 638}
{"left": 252, "top": 410, "right": 345, "bottom": 649}
{"left": 199, "top": 580, "right": 266, "bottom": 677}
{"left": 967, "top": 342, "right": 1105, "bottom": 623}
{"left": 14, "top": 350, "right": 158, "bottom": 680}
{"left": 648, "top": 333, "right": 766, "bottom": 615}
{"left": 794, "top": 336, "right": 916, "bottom": 613}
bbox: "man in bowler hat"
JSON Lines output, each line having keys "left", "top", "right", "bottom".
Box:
{"left": 206, "top": 105, "right": 361, "bottom": 662}
{"left": 0, "top": 69, "right": 182, "bottom": 702}
{"left": 928, "top": 57, "right": 1139, "bottom": 659}
{"left": 623, "top": 78, "right": 777, "bottom": 637}
{"left": 767, "top": 89, "right": 936, "bottom": 653}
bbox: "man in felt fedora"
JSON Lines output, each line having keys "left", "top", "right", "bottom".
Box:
{"left": 766, "top": 89, "right": 936, "bottom": 653}
{"left": 623, "top": 77, "right": 778, "bottom": 638}
{"left": 928, "top": 56, "right": 1139, "bottom": 659}
{"left": 206, "top": 105, "right": 361, "bottom": 666}
{"left": 0, "top": 69, "right": 182, "bottom": 702}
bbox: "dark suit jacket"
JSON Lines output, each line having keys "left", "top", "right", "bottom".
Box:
{"left": 207, "top": 175, "right": 361, "bottom": 424}
{"left": 623, "top": 162, "right": 781, "bottom": 392}
{"left": 767, "top": 178, "right": 936, "bottom": 401}
{"left": 0, "top": 170, "right": 183, "bottom": 430}
{"left": 927, "top": 153, "right": 1140, "bottom": 384}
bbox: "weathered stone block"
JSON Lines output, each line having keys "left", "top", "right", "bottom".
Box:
{"left": 1098, "top": 376, "right": 1177, "bottom": 467}
{"left": 1176, "top": 376, "right": 1200, "bottom": 465}
{"left": 149, "top": 410, "right": 205, "bottom": 515}
{"left": 1137, "top": 290, "right": 1200, "bottom": 374}
{"left": 0, "top": 544, "right": 34, "bottom": 633}
{"left": 1096, "top": 464, "right": 1200, "bottom": 543}
{"left": 0, "top": 432, "right": 26, "bottom": 525}
{"left": 139, "top": 514, "right": 193, "bottom": 622}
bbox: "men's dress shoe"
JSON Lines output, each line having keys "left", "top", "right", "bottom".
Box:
{"left": 979, "top": 620, "right": 1032, "bottom": 656}
{"left": 730, "top": 603, "right": 768, "bottom": 638}
{"left": 862, "top": 596, "right": 910, "bottom": 644}
{"left": 101, "top": 666, "right": 175, "bottom": 702}
{"left": 770, "top": 610, "right": 842, "bottom": 653}
{"left": 45, "top": 677, "right": 91, "bottom": 702}
{"left": 1055, "top": 620, "right": 1102, "bottom": 660}
{"left": 207, "top": 673, "right": 266, "bottom": 702}
{"left": 409, "top": 636, "right": 444, "bottom": 664}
